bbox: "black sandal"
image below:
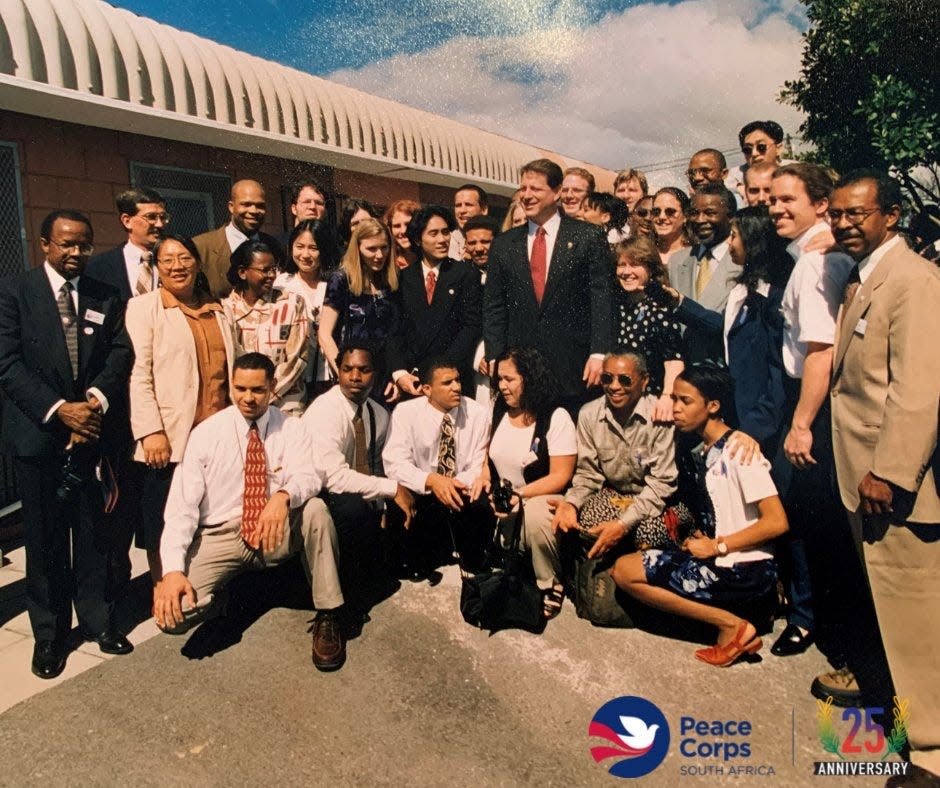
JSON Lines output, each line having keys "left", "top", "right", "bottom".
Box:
{"left": 543, "top": 583, "right": 564, "bottom": 620}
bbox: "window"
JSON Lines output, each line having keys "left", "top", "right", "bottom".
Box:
{"left": 129, "top": 162, "right": 231, "bottom": 237}
{"left": 0, "top": 141, "right": 28, "bottom": 279}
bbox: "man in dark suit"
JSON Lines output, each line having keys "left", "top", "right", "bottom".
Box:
{"left": 0, "top": 210, "right": 135, "bottom": 678}
{"left": 483, "top": 158, "right": 612, "bottom": 414}
{"left": 86, "top": 187, "right": 167, "bottom": 597}
{"left": 191, "top": 179, "right": 284, "bottom": 298}
{"left": 390, "top": 206, "right": 482, "bottom": 395}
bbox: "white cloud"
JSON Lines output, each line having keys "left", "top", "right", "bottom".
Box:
{"left": 328, "top": 0, "right": 806, "bottom": 191}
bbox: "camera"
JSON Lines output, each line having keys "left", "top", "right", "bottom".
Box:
{"left": 56, "top": 452, "right": 86, "bottom": 503}
{"left": 492, "top": 479, "right": 516, "bottom": 514}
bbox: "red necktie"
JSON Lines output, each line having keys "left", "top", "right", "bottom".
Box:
{"left": 531, "top": 226, "right": 547, "bottom": 304}
{"left": 241, "top": 421, "right": 267, "bottom": 549}
{"left": 425, "top": 269, "right": 437, "bottom": 304}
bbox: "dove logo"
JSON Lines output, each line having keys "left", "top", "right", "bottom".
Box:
{"left": 589, "top": 696, "right": 671, "bottom": 778}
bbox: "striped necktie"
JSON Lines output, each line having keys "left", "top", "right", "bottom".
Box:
{"left": 135, "top": 251, "right": 154, "bottom": 296}
{"left": 57, "top": 281, "right": 78, "bottom": 379}
{"left": 241, "top": 421, "right": 268, "bottom": 549}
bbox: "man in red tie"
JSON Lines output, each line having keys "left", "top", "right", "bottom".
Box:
{"left": 153, "top": 353, "right": 347, "bottom": 671}
{"left": 483, "top": 159, "right": 613, "bottom": 417}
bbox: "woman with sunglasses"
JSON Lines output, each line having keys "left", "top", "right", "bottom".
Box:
{"left": 222, "top": 240, "right": 309, "bottom": 415}
{"left": 651, "top": 187, "right": 692, "bottom": 265}
{"left": 611, "top": 236, "right": 684, "bottom": 422}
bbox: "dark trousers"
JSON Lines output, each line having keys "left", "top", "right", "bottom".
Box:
{"left": 321, "top": 491, "right": 385, "bottom": 608}
{"left": 102, "top": 452, "right": 144, "bottom": 598}
{"left": 15, "top": 455, "right": 112, "bottom": 643}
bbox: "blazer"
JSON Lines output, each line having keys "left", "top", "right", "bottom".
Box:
{"left": 191, "top": 226, "right": 284, "bottom": 299}
{"left": 676, "top": 283, "right": 787, "bottom": 445}
{"left": 125, "top": 290, "right": 235, "bottom": 463}
{"left": 86, "top": 245, "right": 133, "bottom": 302}
{"left": 483, "top": 216, "right": 613, "bottom": 401}
{"left": 388, "top": 258, "right": 482, "bottom": 382}
{"left": 0, "top": 267, "right": 133, "bottom": 458}
{"left": 668, "top": 245, "right": 739, "bottom": 364}
{"left": 831, "top": 239, "right": 940, "bottom": 523}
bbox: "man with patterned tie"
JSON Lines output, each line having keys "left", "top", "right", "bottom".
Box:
{"left": 484, "top": 158, "right": 613, "bottom": 416}
{"left": 383, "top": 358, "right": 491, "bottom": 579}
{"left": 0, "top": 210, "right": 134, "bottom": 678}
{"left": 154, "top": 353, "right": 347, "bottom": 671}
{"left": 86, "top": 187, "right": 169, "bottom": 606}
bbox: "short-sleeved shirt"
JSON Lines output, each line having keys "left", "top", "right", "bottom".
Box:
{"left": 488, "top": 408, "right": 577, "bottom": 489}
{"left": 613, "top": 289, "right": 683, "bottom": 395}
{"left": 780, "top": 222, "right": 854, "bottom": 378}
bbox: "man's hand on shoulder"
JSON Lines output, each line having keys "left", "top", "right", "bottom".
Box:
{"left": 153, "top": 571, "right": 196, "bottom": 630}
{"left": 582, "top": 357, "right": 603, "bottom": 388}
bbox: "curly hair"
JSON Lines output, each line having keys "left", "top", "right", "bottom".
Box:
{"left": 491, "top": 347, "right": 559, "bottom": 421}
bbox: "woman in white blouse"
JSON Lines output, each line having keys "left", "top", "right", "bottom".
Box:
{"left": 475, "top": 347, "right": 577, "bottom": 618}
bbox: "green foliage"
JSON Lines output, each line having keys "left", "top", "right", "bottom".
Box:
{"left": 782, "top": 0, "right": 940, "bottom": 202}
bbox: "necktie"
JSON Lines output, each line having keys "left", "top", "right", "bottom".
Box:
{"left": 436, "top": 413, "right": 457, "bottom": 477}
{"left": 135, "top": 251, "right": 153, "bottom": 296}
{"left": 353, "top": 403, "right": 370, "bottom": 475}
{"left": 241, "top": 421, "right": 268, "bottom": 549}
{"left": 530, "top": 226, "right": 547, "bottom": 304}
{"left": 694, "top": 248, "right": 714, "bottom": 299}
{"left": 840, "top": 265, "right": 862, "bottom": 328}
{"left": 57, "top": 281, "right": 78, "bottom": 379}
{"left": 425, "top": 268, "right": 437, "bottom": 305}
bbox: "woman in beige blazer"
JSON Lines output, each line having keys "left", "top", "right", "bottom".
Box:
{"left": 126, "top": 234, "right": 234, "bottom": 581}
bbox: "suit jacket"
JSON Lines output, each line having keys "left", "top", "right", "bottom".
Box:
{"left": 191, "top": 226, "right": 284, "bottom": 299}
{"left": 388, "top": 258, "right": 482, "bottom": 383}
{"left": 86, "top": 245, "right": 133, "bottom": 302}
{"left": 483, "top": 216, "right": 613, "bottom": 401}
{"left": 831, "top": 239, "right": 940, "bottom": 523}
{"left": 0, "top": 267, "right": 133, "bottom": 458}
{"left": 668, "top": 245, "right": 738, "bottom": 364}
{"left": 125, "top": 290, "right": 235, "bottom": 463}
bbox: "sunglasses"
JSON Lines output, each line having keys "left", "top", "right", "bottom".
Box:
{"left": 632, "top": 208, "right": 651, "bottom": 218}
{"left": 651, "top": 207, "right": 680, "bottom": 218}
{"left": 600, "top": 373, "right": 633, "bottom": 387}
{"left": 742, "top": 142, "right": 771, "bottom": 157}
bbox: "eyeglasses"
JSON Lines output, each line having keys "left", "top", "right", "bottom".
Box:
{"left": 246, "top": 266, "right": 278, "bottom": 276}
{"left": 651, "top": 207, "right": 680, "bottom": 218}
{"left": 138, "top": 212, "right": 171, "bottom": 224}
{"left": 687, "top": 168, "right": 717, "bottom": 179}
{"left": 827, "top": 207, "right": 881, "bottom": 225}
{"left": 45, "top": 239, "right": 94, "bottom": 255}
{"left": 157, "top": 254, "right": 197, "bottom": 270}
{"left": 741, "top": 142, "right": 771, "bottom": 157}
{"left": 600, "top": 373, "right": 633, "bottom": 387}
{"left": 632, "top": 208, "right": 651, "bottom": 218}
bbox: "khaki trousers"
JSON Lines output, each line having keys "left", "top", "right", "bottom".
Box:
{"left": 499, "top": 495, "right": 559, "bottom": 590}
{"left": 181, "top": 497, "right": 343, "bottom": 628}
{"left": 864, "top": 523, "right": 940, "bottom": 774}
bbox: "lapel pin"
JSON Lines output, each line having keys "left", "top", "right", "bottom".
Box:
{"left": 567, "top": 241, "right": 573, "bottom": 249}
{"left": 83, "top": 326, "right": 94, "bottom": 335}
{"left": 448, "top": 288, "right": 454, "bottom": 295}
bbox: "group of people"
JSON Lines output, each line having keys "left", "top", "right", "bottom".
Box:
{"left": 1, "top": 115, "right": 938, "bottom": 782}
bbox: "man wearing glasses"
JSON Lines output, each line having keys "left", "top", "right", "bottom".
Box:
{"left": 686, "top": 149, "right": 729, "bottom": 194}
{"left": 0, "top": 210, "right": 134, "bottom": 678}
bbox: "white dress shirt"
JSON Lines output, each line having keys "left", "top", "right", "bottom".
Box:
{"left": 694, "top": 239, "right": 730, "bottom": 281}
{"left": 224, "top": 223, "right": 250, "bottom": 253}
{"left": 42, "top": 262, "right": 109, "bottom": 422}
{"left": 721, "top": 280, "right": 771, "bottom": 362}
{"left": 383, "top": 396, "right": 491, "bottom": 494}
{"left": 122, "top": 241, "right": 157, "bottom": 293}
{"left": 302, "top": 387, "right": 397, "bottom": 500}
{"left": 781, "top": 222, "right": 855, "bottom": 378}
{"left": 857, "top": 233, "right": 900, "bottom": 284}
{"left": 526, "top": 212, "right": 562, "bottom": 277}
{"left": 161, "top": 404, "right": 322, "bottom": 574}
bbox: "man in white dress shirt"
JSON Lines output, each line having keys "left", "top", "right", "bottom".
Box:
{"left": 302, "top": 343, "right": 414, "bottom": 605}
{"left": 154, "top": 353, "right": 347, "bottom": 671}
{"left": 383, "top": 358, "right": 491, "bottom": 578}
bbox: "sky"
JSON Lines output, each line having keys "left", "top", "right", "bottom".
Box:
{"left": 111, "top": 0, "right": 809, "bottom": 189}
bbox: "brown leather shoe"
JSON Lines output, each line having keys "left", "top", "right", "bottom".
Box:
{"left": 311, "top": 610, "right": 346, "bottom": 672}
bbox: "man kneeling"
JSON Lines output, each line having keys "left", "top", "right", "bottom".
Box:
{"left": 153, "top": 353, "right": 346, "bottom": 671}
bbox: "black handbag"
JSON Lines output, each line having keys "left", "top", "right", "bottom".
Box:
{"left": 452, "top": 496, "right": 546, "bottom": 635}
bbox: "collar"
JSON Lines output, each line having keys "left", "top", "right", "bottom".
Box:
{"left": 696, "top": 238, "right": 729, "bottom": 262}
{"left": 528, "top": 212, "right": 561, "bottom": 238}
{"left": 858, "top": 234, "right": 901, "bottom": 284}
{"left": 601, "top": 392, "right": 653, "bottom": 426}
{"left": 703, "top": 428, "right": 734, "bottom": 468}
{"left": 160, "top": 287, "right": 221, "bottom": 313}
{"left": 235, "top": 406, "right": 272, "bottom": 439}
{"left": 338, "top": 389, "right": 372, "bottom": 420}
{"left": 425, "top": 397, "right": 460, "bottom": 420}
{"left": 44, "top": 261, "right": 79, "bottom": 291}
{"left": 225, "top": 222, "right": 250, "bottom": 251}
{"left": 786, "top": 221, "right": 830, "bottom": 261}
{"left": 123, "top": 241, "right": 152, "bottom": 263}
{"left": 421, "top": 260, "right": 443, "bottom": 279}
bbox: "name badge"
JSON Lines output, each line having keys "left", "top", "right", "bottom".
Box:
{"left": 854, "top": 318, "right": 868, "bottom": 336}
{"left": 84, "top": 309, "right": 105, "bottom": 325}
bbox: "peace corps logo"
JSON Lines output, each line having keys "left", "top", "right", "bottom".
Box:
{"left": 589, "top": 696, "right": 671, "bottom": 778}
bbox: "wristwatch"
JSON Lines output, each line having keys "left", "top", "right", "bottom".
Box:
{"left": 715, "top": 538, "right": 728, "bottom": 556}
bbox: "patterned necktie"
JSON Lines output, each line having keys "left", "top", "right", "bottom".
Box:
{"left": 135, "top": 251, "right": 153, "bottom": 296}
{"left": 57, "top": 281, "right": 78, "bottom": 379}
{"left": 436, "top": 413, "right": 457, "bottom": 477}
{"left": 840, "top": 265, "right": 862, "bottom": 328}
{"left": 530, "top": 226, "right": 547, "bottom": 304}
{"left": 353, "top": 403, "right": 370, "bottom": 475}
{"left": 241, "top": 421, "right": 268, "bottom": 549}
{"left": 425, "top": 268, "right": 437, "bottom": 304}
{"left": 694, "top": 248, "right": 713, "bottom": 299}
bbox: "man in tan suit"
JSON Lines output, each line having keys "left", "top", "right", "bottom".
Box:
{"left": 830, "top": 170, "right": 940, "bottom": 783}
{"left": 192, "top": 179, "right": 284, "bottom": 298}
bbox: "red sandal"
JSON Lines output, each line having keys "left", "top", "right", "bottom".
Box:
{"left": 694, "top": 621, "right": 762, "bottom": 667}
